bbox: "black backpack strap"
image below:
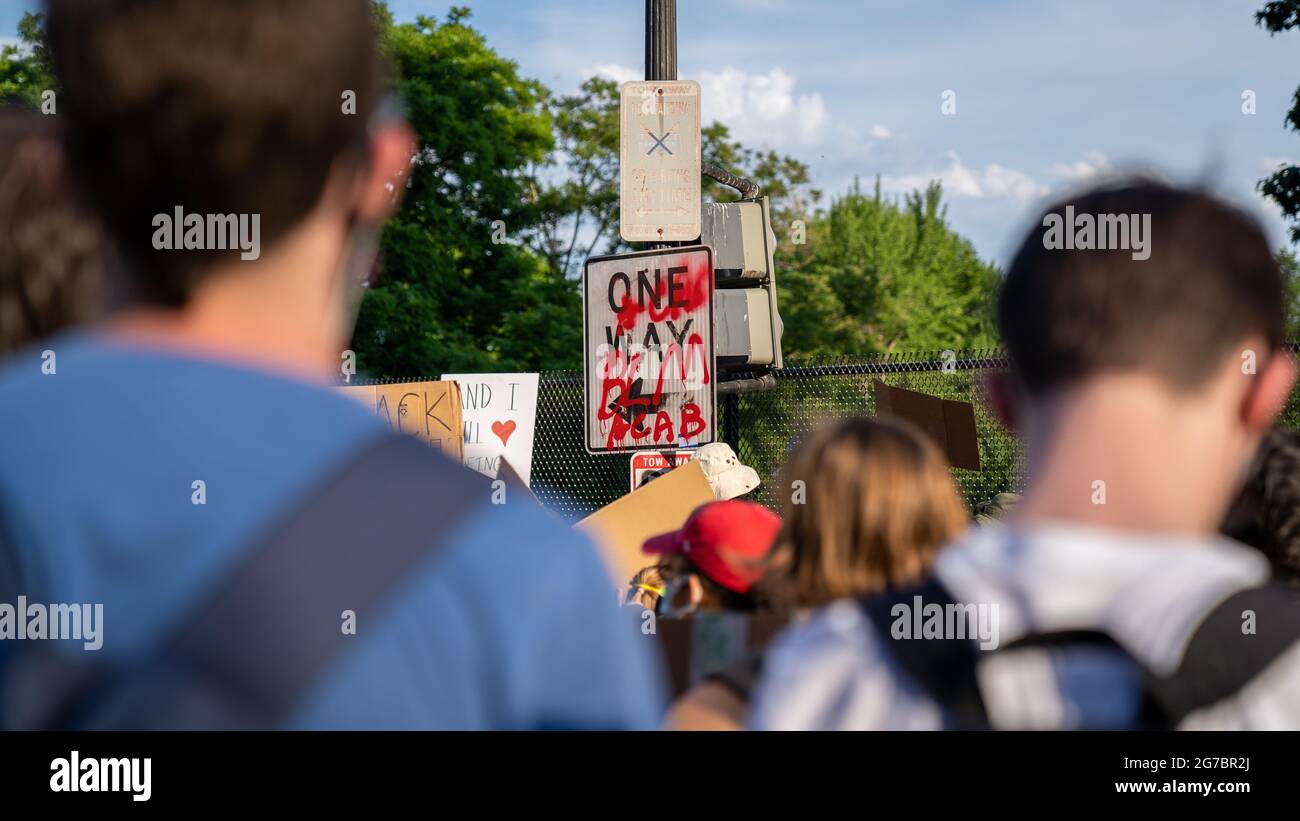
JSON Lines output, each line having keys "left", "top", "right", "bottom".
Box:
{"left": 1143, "top": 583, "right": 1300, "bottom": 725}
{"left": 860, "top": 578, "right": 992, "bottom": 729}
{"left": 862, "top": 583, "right": 1144, "bottom": 729}
{"left": 4, "top": 433, "right": 492, "bottom": 729}
{"left": 863, "top": 580, "right": 1300, "bottom": 729}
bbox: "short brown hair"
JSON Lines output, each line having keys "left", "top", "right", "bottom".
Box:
{"left": 999, "top": 180, "right": 1285, "bottom": 396}
{"left": 0, "top": 110, "right": 102, "bottom": 352}
{"left": 46, "top": 0, "right": 383, "bottom": 304}
{"left": 767, "top": 416, "right": 969, "bottom": 607}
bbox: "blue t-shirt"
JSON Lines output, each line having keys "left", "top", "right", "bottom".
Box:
{"left": 0, "top": 334, "right": 665, "bottom": 729}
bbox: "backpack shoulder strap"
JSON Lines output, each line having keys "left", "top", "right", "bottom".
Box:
{"left": 1143, "top": 583, "right": 1300, "bottom": 725}
{"left": 862, "top": 580, "right": 1300, "bottom": 730}
{"left": 860, "top": 578, "right": 992, "bottom": 729}
{"left": 6, "top": 433, "right": 493, "bottom": 729}
{"left": 861, "top": 580, "right": 1131, "bottom": 729}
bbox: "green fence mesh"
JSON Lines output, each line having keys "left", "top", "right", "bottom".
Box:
{"left": 532, "top": 350, "right": 1025, "bottom": 521}
{"left": 532, "top": 345, "right": 1300, "bottom": 520}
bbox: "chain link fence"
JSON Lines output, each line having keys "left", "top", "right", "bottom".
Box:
{"left": 531, "top": 345, "right": 1300, "bottom": 522}
{"left": 532, "top": 350, "right": 1024, "bottom": 521}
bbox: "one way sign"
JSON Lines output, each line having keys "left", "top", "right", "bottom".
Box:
{"left": 619, "top": 80, "right": 701, "bottom": 243}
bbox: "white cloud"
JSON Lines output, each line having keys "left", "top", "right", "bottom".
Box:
{"left": 882, "top": 151, "right": 1047, "bottom": 201}
{"left": 584, "top": 63, "right": 642, "bottom": 85}
{"left": 1050, "top": 151, "right": 1114, "bottom": 182}
{"left": 697, "top": 66, "right": 829, "bottom": 148}
{"left": 869, "top": 124, "right": 892, "bottom": 140}
{"left": 582, "top": 63, "right": 833, "bottom": 150}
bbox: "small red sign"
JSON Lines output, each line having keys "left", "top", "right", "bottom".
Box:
{"left": 630, "top": 449, "right": 696, "bottom": 492}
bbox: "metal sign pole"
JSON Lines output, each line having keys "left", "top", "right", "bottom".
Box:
{"left": 645, "top": 0, "right": 677, "bottom": 83}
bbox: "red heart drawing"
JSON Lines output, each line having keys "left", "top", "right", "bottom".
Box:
{"left": 491, "top": 419, "right": 517, "bottom": 446}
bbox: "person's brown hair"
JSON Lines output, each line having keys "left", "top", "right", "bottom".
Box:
{"left": 45, "top": 0, "right": 384, "bottom": 304}
{"left": 625, "top": 564, "right": 669, "bottom": 610}
{"left": 1222, "top": 426, "right": 1300, "bottom": 587}
{"left": 999, "top": 179, "right": 1285, "bottom": 397}
{"left": 766, "top": 416, "right": 969, "bottom": 607}
{"left": 0, "top": 110, "right": 102, "bottom": 352}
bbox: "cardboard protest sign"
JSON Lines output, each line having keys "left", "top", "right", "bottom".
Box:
{"left": 872, "top": 380, "right": 981, "bottom": 471}
{"left": 576, "top": 460, "right": 715, "bottom": 585}
{"left": 338, "top": 380, "right": 463, "bottom": 462}
{"left": 441, "top": 373, "right": 540, "bottom": 485}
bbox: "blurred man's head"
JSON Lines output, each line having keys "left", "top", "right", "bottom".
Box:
{"left": 989, "top": 179, "right": 1295, "bottom": 529}
{"left": 998, "top": 180, "right": 1286, "bottom": 400}
{"left": 45, "top": 0, "right": 413, "bottom": 366}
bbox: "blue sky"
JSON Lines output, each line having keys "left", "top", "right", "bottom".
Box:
{"left": 5, "top": 0, "right": 1298, "bottom": 263}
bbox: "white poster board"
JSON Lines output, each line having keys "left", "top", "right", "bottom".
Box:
{"left": 440, "top": 372, "right": 540, "bottom": 485}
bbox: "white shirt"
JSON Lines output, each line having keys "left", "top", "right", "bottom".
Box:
{"left": 749, "top": 524, "right": 1300, "bottom": 730}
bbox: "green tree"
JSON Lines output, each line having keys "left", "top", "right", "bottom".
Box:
{"left": 1281, "top": 248, "right": 1300, "bottom": 337}
{"left": 3, "top": 5, "right": 994, "bottom": 375}
{"left": 0, "top": 12, "right": 53, "bottom": 107}
{"left": 352, "top": 6, "right": 572, "bottom": 377}
{"left": 530, "top": 77, "right": 621, "bottom": 279}
{"left": 528, "top": 77, "right": 820, "bottom": 280}
{"left": 1257, "top": 1, "right": 1300, "bottom": 243}
{"left": 777, "top": 177, "right": 1000, "bottom": 358}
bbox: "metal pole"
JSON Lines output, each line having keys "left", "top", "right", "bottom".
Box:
{"left": 645, "top": 0, "right": 677, "bottom": 81}
{"left": 723, "top": 393, "right": 740, "bottom": 453}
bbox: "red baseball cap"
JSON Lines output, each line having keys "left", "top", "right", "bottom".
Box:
{"left": 642, "top": 500, "right": 782, "bottom": 594}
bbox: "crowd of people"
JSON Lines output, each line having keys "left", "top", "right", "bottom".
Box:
{"left": 2, "top": 0, "right": 1300, "bottom": 730}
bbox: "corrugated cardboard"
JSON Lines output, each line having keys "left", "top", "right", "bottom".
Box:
{"left": 339, "top": 380, "right": 464, "bottom": 462}
{"left": 872, "top": 379, "right": 981, "bottom": 471}
{"left": 576, "top": 460, "right": 716, "bottom": 585}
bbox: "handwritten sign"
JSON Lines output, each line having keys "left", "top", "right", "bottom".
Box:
{"left": 583, "top": 245, "right": 715, "bottom": 454}
{"left": 338, "top": 380, "right": 464, "bottom": 462}
{"left": 440, "top": 372, "right": 540, "bottom": 485}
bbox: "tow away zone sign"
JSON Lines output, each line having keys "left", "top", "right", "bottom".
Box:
{"left": 619, "top": 80, "right": 702, "bottom": 243}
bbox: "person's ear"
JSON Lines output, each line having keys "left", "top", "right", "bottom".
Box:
{"left": 1242, "top": 348, "right": 1297, "bottom": 432}
{"left": 354, "top": 122, "right": 416, "bottom": 222}
{"left": 983, "top": 369, "right": 1019, "bottom": 432}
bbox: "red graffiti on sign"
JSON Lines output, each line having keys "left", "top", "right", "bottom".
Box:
{"left": 611, "top": 256, "right": 711, "bottom": 332}
{"left": 596, "top": 320, "right": 710, "bottom": 449}
{"left": 586, "top": 247, "right": 714, "bottom": 452}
